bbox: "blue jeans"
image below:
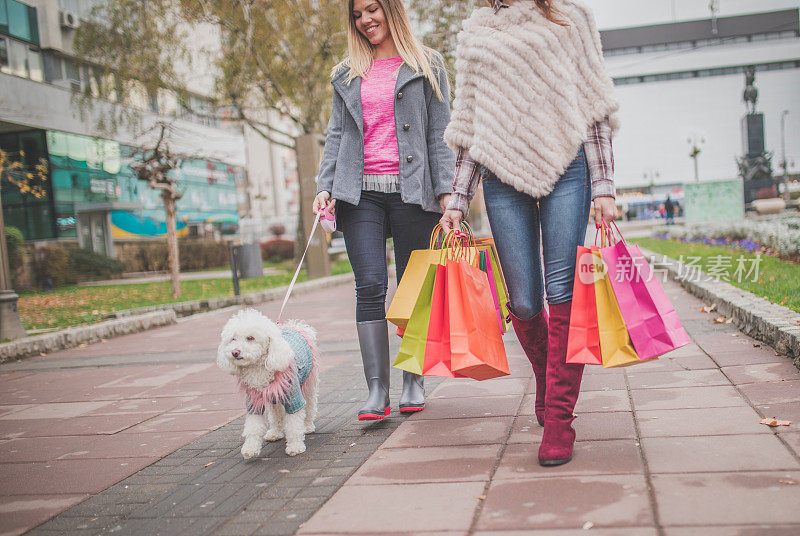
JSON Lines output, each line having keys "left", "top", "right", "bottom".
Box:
{"left": 482, "top": 147, "right": 591, "bottom": 319}
{"left": 338, "top": 191, "right": 441, "bottom": 322}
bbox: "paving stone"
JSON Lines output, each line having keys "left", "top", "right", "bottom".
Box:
{"left": 508, "top": 411, "right": 636, "bottom": 443}
{"left": 476, "top": 474, "right": 653, "bottom": 530}
{"left": 636, "top": 406, "right": 769, "bottom": 437}
{"left": 381, "top": 417, "right": 513, "bottom": 448}
{"left": 573, "top": 390, "right": 632, "bottom": 413}
{"left": 0, "top": 494, "right": 89, "bottom": 536}
{"left": 473, "top": 529, "right": 658, "bottom": 536}
{"left": 630, "top": 385, "right": 748, "bottom": 410}
{"left": 296, "top": 481, "right": 485, "bottom": 534}
{"left": 578, "top": 372, "right": 628, "bottom": 391}
{"left": 738, "top": 380, "right": 800, "bottom": 405}
{"left": 495, "top": 440, "right": 643, "bottom": 479}
{"left": 652, "top": 472, "right": 800, "bottom": 525}
{"left": 213, "top": 521, "right": 261, "bottom": 536}
{"left": 626, "top": 369, "right": 731, "bottom": 389}
{"left": 722, "top": 362, "right": 800, "bottom": 384}
{"left": 663, "top": 527, "right": 800, "bottom": 536}
{"left": 642, "top": 434, "right": 800, "bottom": 473}
{"left": 430, "top": 377, "right": 528, "bottom": 399}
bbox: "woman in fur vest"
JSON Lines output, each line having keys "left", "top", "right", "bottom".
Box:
{"left": 313, "top": 0, "right": 455, "bottom": 420}
{"left": 440, "top": 0, "right": 619, "bottom": 466}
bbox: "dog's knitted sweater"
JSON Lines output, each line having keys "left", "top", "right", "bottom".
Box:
{"left": 242, "top": 327, "right": 318, "bottom": 415}
{"left": 443, "top": 0, "right": 619, "bottom": 199}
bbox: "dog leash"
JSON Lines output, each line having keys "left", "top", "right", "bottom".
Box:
{"left": 276, "top": 212, "right": 321, "bottom": 324}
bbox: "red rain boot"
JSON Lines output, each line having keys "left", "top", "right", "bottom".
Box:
{"left": 509, "top": 307, "right": 549, "bottom": 426}
{"left": 539, "top": 301, "right": 584, "bottom": 466}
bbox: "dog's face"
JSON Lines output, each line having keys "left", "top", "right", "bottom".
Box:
{"left": 217, "top": 309, "right": 294, "bottom": 375}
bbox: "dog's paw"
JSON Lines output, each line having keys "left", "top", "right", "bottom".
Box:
{"left": 285, "top": 442, "right": 306, "bottom": 456}
{"left": 263, "top": 429, "right": 285, "bottom": 442}
{"left": 304, "top": 423, "right": 316, "bottom": 434}
{"left": 241, "top": 438, "right": 262, "bottom": 459}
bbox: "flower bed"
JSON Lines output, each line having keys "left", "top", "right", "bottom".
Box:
{"left": 656, "top": 215, "right": 800, "bottom": 262}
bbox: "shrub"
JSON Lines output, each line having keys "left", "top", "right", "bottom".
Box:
{"left": 34, "top": 244, "right": 72, "bottom": 288}
{"left": 4, "top": 226, "right": 24, "bottom": 269}
{"left": 179, "top": 241, "right": 229, "bottom": 270}
{"left": 269, "top": 223, "right": 286, "bottom": 237}
{"left": 261, "top": 238, "right": 295, "bottom": 261}
{"left": 68, "top": 248, "right": 125, "bottom": 280}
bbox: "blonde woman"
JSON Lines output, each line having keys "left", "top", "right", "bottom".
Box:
{"left": 313, "top": 0, "right": 454, "bottom": 420}
{"left": 441, "top": 0, "right": 619, "bottom": 465}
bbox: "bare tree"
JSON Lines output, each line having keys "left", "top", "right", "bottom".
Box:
{"left": 130, "top": 123, "right": 184, "bottom": 298}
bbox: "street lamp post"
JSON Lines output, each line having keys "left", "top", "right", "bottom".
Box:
{"left": 688, "top": 136, "right": 705, "bottom": 182}
{"left": 780, "top": 110, "right": 790, "bottom": 201}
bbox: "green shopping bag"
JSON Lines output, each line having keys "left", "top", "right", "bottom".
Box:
{"left": 393, "top": 264, "right": 438, "bottom": 375}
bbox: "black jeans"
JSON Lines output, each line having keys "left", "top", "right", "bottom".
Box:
{"left": 338, "top": 191, "right": 441, "bottom": 322}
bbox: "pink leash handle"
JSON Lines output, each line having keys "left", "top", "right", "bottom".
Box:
{"left": 276, "top": 212, "right": 321, "bottom": 324}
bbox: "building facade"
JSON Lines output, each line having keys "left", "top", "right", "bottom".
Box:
{"left": 1, "top": 0, "right": 299, "bottom": 255}
{"left": 593, "top": 2, "right": 800, "bottom": 194}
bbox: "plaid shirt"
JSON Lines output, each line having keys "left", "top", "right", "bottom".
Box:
{"left": 447, "top": 119, "right": 615, "bottom": 215}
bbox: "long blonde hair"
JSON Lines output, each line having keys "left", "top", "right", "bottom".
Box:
{"left": 486, "top": 0, "right": 567, "bottom": 25}
{"left": 333, "top": 0, "right": 446, "bottom": 101}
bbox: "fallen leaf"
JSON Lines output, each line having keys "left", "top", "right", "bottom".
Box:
{"left": 77, "top": 343, "right": 88, "bottom": 348}
{"left": 760, "top": 418, "right": 791, "bottom": 427}
{"left": 39, "top": 352, "right": 46, "bottom": 356}
{"left": 725, "top": 318, "right": 733, "bottom": 324}
{"left": 701, "top": 304, "right": 717, "bottom": 313}
{"left": 779, "top": 480, "right": 797, "bottom": 485}
{"left": 583, "top": 522, "right": 595, "bottom": 530}
{"left": 204, "top": 462, "right": 214, "bottom": 467}
{"left": 753, "top": 343, "right": 762, "bottom": 348}
{"left": 278, "top": 469, "right": 290, "bottom": 473}
{"left": 713, "top": 317, "right": 726, "bottom": 323}
{"left": 477, "top": 495, "right": 486, "bottom": 500}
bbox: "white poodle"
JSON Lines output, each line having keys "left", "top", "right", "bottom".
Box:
{"left": 217, "top": 309, "right": 320, "bottom": 458}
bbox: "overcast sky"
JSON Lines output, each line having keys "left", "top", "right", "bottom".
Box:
{"left": 582, "top": 0, "right": 800, "bottom": 30}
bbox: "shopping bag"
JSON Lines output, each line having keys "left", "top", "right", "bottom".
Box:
{"left": 422, "top": 259, "right": 458, "bottom": 377}
{"left": 393, "top": 264, "right": 437, "bottom": 374}
{"left": 476, "top": 238, "right": 510, "bottom": 330}
{"left": 387, "top": 224, "right": 459, "bottom": 329}
{"left": 479, "top": 250, "right": 505, "bottom": 332}
{"left": 448, "top": 253, "right": 510, "bottom": 380}
{"left": 566, "top": 245, "right": 603, "bottom": 365}
{"left": 601, "top": 221, "right": 690, "bottom": 360}
{"left": 593, "top": 249, "right": 642, "bottom": 368}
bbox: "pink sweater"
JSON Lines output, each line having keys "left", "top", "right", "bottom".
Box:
{"left": 361, "top": 57, "right": 403, "bottom": 175}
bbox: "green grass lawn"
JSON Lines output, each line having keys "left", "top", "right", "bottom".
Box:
{"left": 634, "top": 237, "right": 800, "bottom": 314}
{"left": 18, "top": 258, "right": 353, "bottom": 332}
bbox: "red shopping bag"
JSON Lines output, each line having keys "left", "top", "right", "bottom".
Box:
{"left": 600, "top": 221, "right": 690, "bottom": 360}
{"left": 566, "top": 245, "right": 603, "bottom": 365}
{"left": 422, "top": 260, "right": 458, "bottom": 377}
{"left": 448, "top": 250, "right": 510, "bottom": 381}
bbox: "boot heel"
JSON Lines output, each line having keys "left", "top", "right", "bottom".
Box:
{"left": 399, "top": 404, "right": 425, "bottom": 414}
{"left": 358, "top": 406, "right": 391, "bottom": 421}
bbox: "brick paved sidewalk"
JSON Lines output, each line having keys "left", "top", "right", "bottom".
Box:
{"left": 297, "top": 277, "right": 800, "bottom": 535}
{"left": 2, "top": 274, "right": 799, "bottom": 535}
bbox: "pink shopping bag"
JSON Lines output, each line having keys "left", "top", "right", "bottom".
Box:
{"left": 599, "top": 221, "right": 690, "bottom": 360}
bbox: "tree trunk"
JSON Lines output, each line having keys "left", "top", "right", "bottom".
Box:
{"left": 0, "top": 188, "right": 26, "bottom": 340}
{"left": 163, "top": 191, "right": 181, "bottom": 298}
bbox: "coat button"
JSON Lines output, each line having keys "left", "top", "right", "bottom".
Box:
{"left": 403, "top": 124, "right": 410, "bottom": 131}
{"left": 407, "top": 155, "right": 413, "bottom": 163}
{"left": 397, "top": 92, "right": 403, "bottom": 99}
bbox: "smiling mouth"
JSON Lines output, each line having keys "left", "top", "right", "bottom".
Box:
{"left": 365, "top": 25, "right": 378, "bottom": 36}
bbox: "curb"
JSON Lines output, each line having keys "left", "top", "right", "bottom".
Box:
{"left": 0, "top": 272, "right": 354, "bottom": 363}
{"left": 643, "top": 248, "right": 800, "bottom": 369}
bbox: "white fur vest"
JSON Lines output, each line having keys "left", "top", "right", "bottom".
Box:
{"left": 444, "top": 0, "right": 620, "bottom": 198}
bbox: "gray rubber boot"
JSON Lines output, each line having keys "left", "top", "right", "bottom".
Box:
{"left": 399, "top": 372, "right": 425, "bottom": 413}
{"left": 356, "top": 319, "right": 391, "bottom": 420}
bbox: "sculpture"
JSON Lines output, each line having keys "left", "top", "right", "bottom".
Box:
{"left": 743, "top": 66, "right": 758, "bottom": 114}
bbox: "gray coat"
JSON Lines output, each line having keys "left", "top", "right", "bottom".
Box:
{"left": 316, "top": 56, "right": 455, "bottom": 213}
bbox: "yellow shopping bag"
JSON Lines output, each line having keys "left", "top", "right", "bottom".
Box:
{"left": 592, "top": 250, "right": 641, "bottom": 368}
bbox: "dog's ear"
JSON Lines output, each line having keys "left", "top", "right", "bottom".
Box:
{"left": 264, "top": 323, "right": 295, "bottom": 372}
{"left": 217, "top": 342, "right": 237, "bottom": 374}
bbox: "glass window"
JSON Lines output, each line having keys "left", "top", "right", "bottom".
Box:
{"left": 42, "top": 51, "right": 62, "bottom": 81}
{"left": 5, "top": 38, "right": 26, "bottom": 76}
{"left": 0, "top": 37, "right": 7, "bottom": 67}
{"left": 6, "top": 0, "right": 37, "bottom": 44}
{"left": 27, "top": 45, "right": 41, "bottom": 81}
{"left": 0, "top": 1, "right": 8, "bottom": 34}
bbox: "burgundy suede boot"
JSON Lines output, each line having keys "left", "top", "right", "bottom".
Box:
{"left": 509, "top": 307, "right": 549, "bottom": 426}
{"left": 539, "top": 301, "right": 584, "bottom": 466}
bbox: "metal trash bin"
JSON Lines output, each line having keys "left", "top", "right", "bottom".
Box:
{"left": 235, "top": 242, "right": 264, "bottom": 279}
